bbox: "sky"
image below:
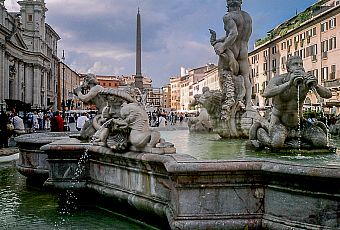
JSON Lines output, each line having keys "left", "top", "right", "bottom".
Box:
{"left": 4, "top": 0, "right": 317, "bottom": 87}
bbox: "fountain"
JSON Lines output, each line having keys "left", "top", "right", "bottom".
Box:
{"left": 249, "top": 55, "right": 335, "bottom": 153}
{"left": 207, "top": 0, "right": 265, "bottom": 138}
{"left": 14, "top": 0, "right": 340, "bottom": 229}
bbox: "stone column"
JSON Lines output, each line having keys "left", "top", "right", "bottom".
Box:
{"left": 25, "top": 64, "right": 33, "bottom": 107}
{"left": 4, "top": 51, "right": 10, "bottom": 100}
{"left": 0, "top": 43, "right": 4, "bottom": 102}
{"left": 32, "top": 64, "right": 41, "bottom": 108}
{"left": 18, "top": 60, "right": 24, "bottom": 101}
{"left": 41, "top": 68, "right": 46, "bottom": 109}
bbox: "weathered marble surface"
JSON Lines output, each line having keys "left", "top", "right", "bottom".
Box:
{"left": 187, "top": 91, "right": 213, "bottom": 133}
{"left": 208, "top": 0, "right": 264, "bottom": 138}
{"left": 249, "top": 56, "right": 333, "bottom": 151}
{"left": 73, "top": 74, "right": 174, "bottom": 152}
{"left": 15, "top": 132, "right": 77, "bottom": 183}
{"left": 38, "top": 137, "right": 340, "bottom": 230}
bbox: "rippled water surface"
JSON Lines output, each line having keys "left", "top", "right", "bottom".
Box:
{"left": 160, "top": 129, "right": 340, "bottom": 166}
{"left": 0, "top": 164, "right": 158, "bottom": 230}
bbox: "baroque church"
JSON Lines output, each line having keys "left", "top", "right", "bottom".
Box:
{"left": 0, "top": 0, "right": 60, "bottom": 111}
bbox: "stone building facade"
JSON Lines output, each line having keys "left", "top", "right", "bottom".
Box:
{"left": 249, "top": 0, "right": 340, "bottom": 113}
{"left": 0, "top": 0, "right": 60, "bottom": 111}
{"left": 96, "top": 75, "right": 120, "bottom": 88}
{"left": 169, "top": 64, "right": 218, "bottom": 111}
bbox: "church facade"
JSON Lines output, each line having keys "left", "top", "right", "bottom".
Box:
{"left": 0, "top": 0, "right": 60, "bottom": 111}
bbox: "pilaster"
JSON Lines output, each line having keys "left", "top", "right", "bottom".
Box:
{"left": 25, "top": 63, "right": 33, "bottom": 106}
{"left": 32, "top": 63, "right": 41, "bottom": 109}
{"left": 0, "top": 43, "right": 5, "bottom": 102}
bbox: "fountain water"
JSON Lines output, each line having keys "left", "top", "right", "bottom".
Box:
{"left": 297, "top": 83, "right": 302, "bottom": 151}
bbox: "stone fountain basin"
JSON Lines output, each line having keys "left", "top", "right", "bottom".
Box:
{"left": 16, "top": 133, "right": 340, "bottom": 229}
{"left": 15, "top": 132, "right": 78, "bottom": 183}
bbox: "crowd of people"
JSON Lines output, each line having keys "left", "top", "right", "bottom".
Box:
{"left": 148, "top": 110, "right": 195, "bottom": 127}
{"left": 0, "top": 109, "right": 92, "bottom": 149}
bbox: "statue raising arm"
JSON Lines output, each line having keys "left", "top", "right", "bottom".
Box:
{"left": 304, "top": 72, "right": 332, "bottom": 99}
{"left": 74, "top": 85, "right": 103, "bottom": 104}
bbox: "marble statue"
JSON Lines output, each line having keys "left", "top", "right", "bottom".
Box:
{"left": 73, "top": 73, "right": 135, "bottom": 140}
{"left": 74, "top": 74, "right": 174, "bottom": 153}
{"left": 209, "top": 0, "right": 252, "bottom": 110}
{"left": 73, "top": 73, "right": 106, "bottom": 113}
{"left": 249, "top": 56, "right": 333, "bottom": 150}
{"left": 207, "top": 0, "right": 263, "bottom": 138}
{"left": 188, "top": 92, "right": 213, "bottom": 133}
{"left": 91, "top": 102, "right": 165, "bottom": 151}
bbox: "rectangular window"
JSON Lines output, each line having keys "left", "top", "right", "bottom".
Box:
{"left": 321, "top": 22, "right": 329, "bottom": 32}
{"left": 281, "top": 42, "right": 286, "bottom": 50}
{"left": 287, "top": 39, "right": 292, "bottom": 46}
{"left": 329, "top": 37, "right": 336, "bottom": 50}
{"left": 322, "top": 40, "right": 329, "bottom": 52}
{"left": 321, "top": 67, "right": 329, "bottom": 80}
{"left": 312, "top": 27, "right": 317, "bottom": 36}
{"left": 272, "top": 46, "right": 277, "bottom": 54}
{"left": 263, "top": 62, "right": 268, "bottom": 71}
{"left": 312, "top": 69, "right": 319, "bottom": 80}
{"left": 312, "top": 44, "right": 318, "bottom": 55}
{"left": 330, "top": 17, "right": 336, "bottom": 29}
{"left": 28, "top": 14, "right": 33, "bottom": 22}
{"left": 299, "top": 49, "right": 305, "bottom": 59}
{"left": 272, "top": 59, "right": 277, "bottom": 70}
{"left": 263, "top": 50, "right": 268, "bottom": 57}
{"left": 300, "top": 32, "right": 305, "bottom": 40}
{"left": 281, "top": 56, "right": 286, "bottom": 69}
{"left": 331, "top": 65, "right": 336, "bottom": 79}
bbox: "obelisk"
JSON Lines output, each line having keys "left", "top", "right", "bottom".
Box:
{"left": 135, "top": 8, "right": 143, "bottom": 90}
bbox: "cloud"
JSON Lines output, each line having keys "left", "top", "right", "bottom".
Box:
{"left": 4, "top": 0, "right": 316, "bottom": 87}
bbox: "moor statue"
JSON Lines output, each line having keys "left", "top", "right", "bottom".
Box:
{"left": 249, "top": 56, "right": 333, "bottom": 150}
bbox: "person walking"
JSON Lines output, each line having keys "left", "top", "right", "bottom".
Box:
{"left": 12, "top": 113, "right": 25, "bottom": 135}
{"left": 32, "top": 111, "right": 39, "bottom": 131}
{"left": 76, "top": 113, "right": 89, "bottom": 131}
{"left": 50, "top": 111, "right": 64, "bottom": 132}
{"left": 0, "top": 111, "right": 10, "bottom": 148}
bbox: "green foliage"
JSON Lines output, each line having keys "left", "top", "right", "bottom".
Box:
{"left": 255, "top": 1, "right": 322, "bottom": 47}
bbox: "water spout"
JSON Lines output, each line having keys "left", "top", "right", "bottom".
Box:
{"left": 297, "top": 84, "right": 301, "bottom": 152}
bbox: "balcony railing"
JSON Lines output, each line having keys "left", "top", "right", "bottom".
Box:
{"left": 324, "top": 78, "right": 340, "bottom": 88}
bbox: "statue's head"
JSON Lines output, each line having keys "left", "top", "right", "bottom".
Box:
{"left": 202, "top": 86, "right": 210, "bottom": 94}
{"left": 83, "top": 73, "right": 99, "bottom": 87}
{"left": 227, "top": 0, "right": 242, "bottom": 9}
{"left": 286, "top": 56, "right": 304, "bottom": 73}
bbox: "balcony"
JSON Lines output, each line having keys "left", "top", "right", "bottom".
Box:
{"left": 324, "top": 78, "right": 340, "bottom": 88}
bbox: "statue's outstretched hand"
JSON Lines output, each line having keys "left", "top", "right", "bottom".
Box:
{"left": 209, "top": 29, "right": 217, "bottom": 45}
{"left": 73, "top": 86, "right": 82, "bottom": 96}
{"left": 305, "top": 73, "right": 317, "bottom": 88}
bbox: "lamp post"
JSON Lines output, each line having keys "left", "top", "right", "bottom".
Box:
{"left": 62, "top": 50, "right": 65, "bottom": 116}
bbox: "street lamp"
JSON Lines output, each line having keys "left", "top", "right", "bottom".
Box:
{"left": 62, "top": 50, "right": 65, "bottom": 116}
